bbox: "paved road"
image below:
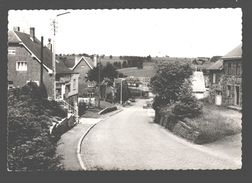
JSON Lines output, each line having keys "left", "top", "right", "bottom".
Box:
{"left": 81, "top": 99, "right": 241, "bottom": 170}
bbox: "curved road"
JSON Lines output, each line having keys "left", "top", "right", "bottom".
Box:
{"left": 81, "top": 99, "right": 241, "bottom": 170}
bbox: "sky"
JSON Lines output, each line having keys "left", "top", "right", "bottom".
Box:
{"left": 8, "top": 9, "right": 242, "bottom": 57}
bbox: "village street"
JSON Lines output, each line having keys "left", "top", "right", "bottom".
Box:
{"left": 80, "top": 99, "right": 241, "bottom": 170}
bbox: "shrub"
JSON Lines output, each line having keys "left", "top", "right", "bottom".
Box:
{"left": 8, "top": 83, "right": 64, "bottom": 171}
{"left": 172, "top": 79, "right": 203, "bottom": 118}
{"left": 78, "top": 102, "right": 87, "bottom": 116}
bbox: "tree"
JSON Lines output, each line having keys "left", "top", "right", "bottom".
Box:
{"left": 151, "top": 62, "right": 193, "bottom": 105}
{"left": 150, "top": 62, "right": 193, "bottom": 122}
{"left": 122, "top": 61, "right": 128, "bottom": 68}
{"left": 87, "top": 62, "right": 119, "bottom": 83}
{"left": 172, "top": 79, "right": 203, "bottom": 118}
{"left": 87, "top": 63, "right": 119, "bottom": 107}
{"left": 115, "top": 81, "right": 131, "bottom": 103}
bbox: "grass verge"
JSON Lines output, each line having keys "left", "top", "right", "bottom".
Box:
{"left": 184, "top": 104, "right": 242, "bottom": 144}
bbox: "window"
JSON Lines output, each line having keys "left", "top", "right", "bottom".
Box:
{"left": 16, "top": 61, "right": 27, "bottom": 71}
{"left": 227, "top": 85, "right": 231, "bottom": 97}
{"left": 236, "top": 63, "right": 241, "bottom": 75}
{"left": 73, "top": 79, "right": 76, "bottom": 90}
{"left": 227, "top": 63, "right": 232, "bottom": 75}
{"left": 8, "top": 81, "right": 14, "bottom": 89}
{"left": 8, "top": 49, "right": 16, "bottom": 55}
{"left": 213, "top": 73, "right": 216, "bottom": 84}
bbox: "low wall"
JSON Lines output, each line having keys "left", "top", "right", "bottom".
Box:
{"left": 173, "top": 120, "right": 200, "bottom": 143}
{"left": 98, "top": 106, "right": 117, "bottom": 115}
{"left": 157, "top": 107, "right": 201, "bottom": 144}
{"left": 51, "top": 114, "right": 76, "bottom": 137}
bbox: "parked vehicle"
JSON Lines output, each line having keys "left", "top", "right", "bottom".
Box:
{"left": 129, "top": 98, "right": 136, "bottom": 102}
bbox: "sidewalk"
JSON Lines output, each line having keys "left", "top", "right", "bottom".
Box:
{"left": 56, "top": 119, "right": 100, "bottom": 171}
{"left": 56, "top": 107, "right": 123, "bottom": 171}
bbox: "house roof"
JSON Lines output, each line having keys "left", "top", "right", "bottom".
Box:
{"left": 57, "top": 55, "right": 94, "bottom": 70}
{"left": 191, "top": 71, "right": 206, "bottom": 92}
{"left": 207, "top": 59, "right": 223, "bottom": 70}
{"left": 10, "top": 30, "right": 75, "bottom": 74}
{"left": 72, "top": 56, "right": 94, "bottom": 70}
{"left": 222, "top": 44, "right": 242, "bottom": 60}
{"left": 8, "top": 31, "right": 21, "bottom": 43}
{"left": 209, "top": 56, "right": 222, "bottom": 62}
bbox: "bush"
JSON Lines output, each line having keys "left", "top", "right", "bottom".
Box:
{"left": 78, "top": 102, "right": 87, "bottom": 116}
{"left": 172, "top": 101, "right": 203, "bottom": 118}
{"left": 172, "top": 79, "right": 203, "bottom": 118}
{"left": 8, "top": 83, "right": 64, "bottom": 171}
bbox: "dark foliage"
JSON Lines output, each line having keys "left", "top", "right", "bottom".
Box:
{"left": 172, "top": 80, "right": 203, "bottom": 118}
{"left": 8, "top": 82, "right": 64, "bottom": 171}
{"left": 78, "top": 101, "right": 87, "bottom": 116}
{"left": 115, "top": 81, "right": 131, "bottom": 103}
{"left": 87, "top": 62, "right": 119, "bottom": 83}
{"left": 150, "top": 62, "right": 193, "bottom": 106}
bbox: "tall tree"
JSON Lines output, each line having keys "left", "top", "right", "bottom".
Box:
{"left": 150, "top": 62, "right": 193, "bottom": 107}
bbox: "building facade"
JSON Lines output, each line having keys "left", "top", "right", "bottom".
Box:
{"left": 221, "top": 44, "right": 242, "bottom": 108}
{"left": 207, "top": 59, "right": 224, "bottom": 105}
{"left": 8, "top": 27, "right": 79, "bottom": 110}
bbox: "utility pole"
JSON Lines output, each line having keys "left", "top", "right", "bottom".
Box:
{"left": 120, "top": 78, "right": 123, "bottom": 105}
{"left": 52, "top": 19, "right": 57, "bottom": 100}
{"left": 51, "top": 11, "right": 70, "bottom": 100}
{"left": 40, "top": 36, "right": 44, "bottom": 86}
{"left": 98, "top": 56, "right": 101, "bottom": 108}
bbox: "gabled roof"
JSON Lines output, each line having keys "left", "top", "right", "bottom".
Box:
{"left": 10, "top": 30, "right": 75, "bottom": 74}
{"left": 207, "top": 59, "right": 223, "bottom": 70}
{"left": 222, "top": 44, "right": 242, "bottom": 60}
{"left": 209, "top": 56, "right": 222, "bottom": 62}
{"left": 72, "top": 56, "right": 94, "bottom": 70}
{"left": 8, "top": 31, "right": 21, "bottom": 44}
{"left": 57, "top": 55, "right": 94, "bottom": 70}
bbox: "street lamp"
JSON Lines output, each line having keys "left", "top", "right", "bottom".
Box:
{"left": 51, "top": 11, "right": 70, "bottom": 100}
{"left": 98, "top": 55, "right": 101, "bottom": 108}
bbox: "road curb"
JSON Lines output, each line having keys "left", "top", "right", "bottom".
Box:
{"left": 76, "top": 108, "right": 124, "bottom": 171}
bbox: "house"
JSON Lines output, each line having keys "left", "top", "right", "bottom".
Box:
{"left": 57, "top": 54, "right": 97, "bottom": 98}
{"left": 8, "top": 27, "right": 79, "bottom": 117}
{"left": 221, "top": 44, "right": 242, "bottom": 109}
{"left": 207, "top": 59, "right": 224, "bottom": 105}
{"left": 117, "top": 62, "right": 157, "bottom": 97}
{"left": 191, "top": 71, "right": 207, "bottom": 99}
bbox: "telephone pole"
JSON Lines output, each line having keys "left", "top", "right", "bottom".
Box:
{"left": 51, "top": 11, "right": 70, "bottom": 100}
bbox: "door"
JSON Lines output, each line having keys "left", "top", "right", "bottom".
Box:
{"left": 235, "top": 86, "right": 240, "bottom": 106}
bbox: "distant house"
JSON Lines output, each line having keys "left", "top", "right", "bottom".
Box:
{"left": 191, "top": 71, "right": 207, "bottom": 99}
{"left": 57, "top": 54, "right": 97, "bottom": 98}
{"left": 117, "top": 63, "right": 157, "bottom": 97}
{"left": 8, "top": 27, "right": 79, "bottom": 115}
{"left": 222, "top": 44, "right": 242, "bottom": 108}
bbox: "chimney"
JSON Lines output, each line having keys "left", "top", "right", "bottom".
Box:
{"left": 13, "top": 26, "right": 20, "bottom": 31}
{"left": 47, "top": 38, "right": 52, "bottom": 51}
{"left": 93, "top": 54, "right": 97, "bottom": 67}
{"left": 30, "top": 27, "right": 35, "bottom": 41}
